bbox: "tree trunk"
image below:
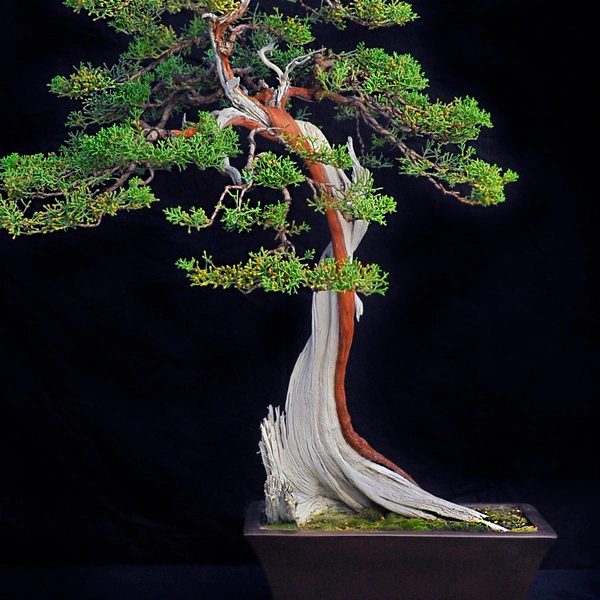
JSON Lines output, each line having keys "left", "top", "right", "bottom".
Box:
{"left": 205, "top": 21, "right": 502, "bottom": 525}
{"left": 259, "top": 223, "right": 492, "bottom": 526}
{"left": 259, "top": 122, "right": 500, "bottom": 529}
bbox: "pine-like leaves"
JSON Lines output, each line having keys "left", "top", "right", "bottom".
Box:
{"left": 1, "top": 0, "right": 518, "bottom": 293}
{"left": 0, "top": 115, "right": 239, "bottom": 236}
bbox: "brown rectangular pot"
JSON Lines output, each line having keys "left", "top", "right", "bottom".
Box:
{"left": 244, "top": 501, "right": 556, "bottom": 600}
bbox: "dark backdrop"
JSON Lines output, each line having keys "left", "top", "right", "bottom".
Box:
{"left": 0, "top": 0, "right": 595, "bottom": 570}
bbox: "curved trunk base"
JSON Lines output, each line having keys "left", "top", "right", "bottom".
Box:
{"left": 259, "top": 287, "right": 498, "bottom": 528}
{"left": 259, "top": 213, "right": 505, "bottom": 531}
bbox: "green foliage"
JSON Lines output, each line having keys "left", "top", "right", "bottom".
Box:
{"left": 250, "top": 152, "right": 306, "bottom": 188}
{"left": 311, "top": 257, "right": 389, "bottom": 294}
{"left": 324, "top": 0, "right": 418, "bottom": 28}
{"left": 183, "top": 14, "right": 210, "bottom": 40}
{"left": 261, "top": 202, "right": 310, "bottom": 236}
{"left": 2, "top": 0, "right": 519, "bottom": 296}
{"left": 219, "top": 198, "right": 310, "bottom": 235}
{"left": 64, "top": 0, "right": 236, "bottom": 35}
{"left": 123, "top": 23, "right": 181, "bottom": 60}
{"left": 261, "top": 9, "right": 315, "bottom": 46}
{"left": 0, "top": 114, "right": 239, "bottom": 235}
{"left": 220, "top": 201, "right": 262, "bottom": 232}
{"left": 318, "top": 44, "right": 428, "bottom": 95}
{"left": 288, "top": 135, "right": 354, "bottom": 170}
{"left": 316, "top": 41, "right": 514, "bottom": 205}
{"left": 1, "top": 152, "right": 71, "bottom": 201}
{"left": 50, "top": 64, "right": 114, "bottom": 99}
{"left": 164, "top": 205, "right": 209, "bottom": 231}
{"left": 163, "top": 176, "right": 311, "bottom": 238}
{"left": 309, "top": 173, "right": 396, "bottom": 225}
{"left": 177, "top": 248, "right": 315, "bottom": 294}
{"left": 359, "top": 152, "right": 394, "bottom": 169}
{"left": 177, "top": 249, "right": 388, "bottom": 294}
{"left": 229, "top": 32, "right": 315, "bottom": 88}
{"left": 51, "top": 47, "right": 213, "bottom": 130}
{"left": 66, "top": 0, "right": 171, "bottom": 34}
{"left": 62, "top": 115, "right": 238, "bottom": 173}
{"left": 397, "top": 140, "right": 518, "bottom": 205}
{"left": 464, "top": 159, "right": 519, "bottom": 206}
{"left": 318, "top": 46, "right": 493, "bottom": 144}
{"left": 394, "top": 92, "right": 493, "bottom": 142}
{"left": 0, "top": 174, "right": 158, "bottom": 237}
{"left": 153, "top": 55, "right": 199, "bottom": 86}
{"left": 226, "top": 8, "right": 315, "bottom": 86}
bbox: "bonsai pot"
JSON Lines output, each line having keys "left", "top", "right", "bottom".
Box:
{"left": 244, "top": 501, "right": 556, "bottom": 600}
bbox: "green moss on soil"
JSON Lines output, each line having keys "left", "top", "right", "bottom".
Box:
{"left": 263, "top": 506, "right": 538, "bottom": 533}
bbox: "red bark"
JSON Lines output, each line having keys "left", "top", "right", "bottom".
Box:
{"left": 205, "top": 18, "right": 417, "bottom": 483}
{"left": 256, "top": 108, "right": 417, "bottom": 484}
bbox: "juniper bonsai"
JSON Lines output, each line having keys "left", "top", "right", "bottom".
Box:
{"left": 0, "top": 0, "right": 517, "bottom": 529}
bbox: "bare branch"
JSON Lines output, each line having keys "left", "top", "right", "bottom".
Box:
{"left": 257, "top": 39, "right": 285, "bottom": 83}
{"left": 101, "top": 162, "right": 137, "bottom": 196}
{"left": 257, "top": 42, "right": 322, "bottom": 108}
{"left": 220, "top": 157, "right": 242, "bottom": 185}
{"left": 208, "top": 182, "right": 252, "bottom": 227}
{"left": 203, "top": 10, "right": 271, "bottom": 128}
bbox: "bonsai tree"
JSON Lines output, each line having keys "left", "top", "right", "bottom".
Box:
{"left": 0, "top": 0, "right": 517, "bottom": 529}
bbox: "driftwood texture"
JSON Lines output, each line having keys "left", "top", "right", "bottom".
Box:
{"left": 258, "top": 123, "right": 503, "bottom": 529}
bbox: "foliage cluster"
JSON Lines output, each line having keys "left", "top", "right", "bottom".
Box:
{"left": 176, "top": 250, "right": 389, "bottom": 295}
{"left": 1, "top": 116, "right": 238, "bottom": 235}
{"left": 1, "top": 0, "right": 518, "bottom": 295}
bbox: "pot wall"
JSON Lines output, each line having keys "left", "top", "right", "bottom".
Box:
{"left": 244, "top": 501, "right": 557, "bottom": 600}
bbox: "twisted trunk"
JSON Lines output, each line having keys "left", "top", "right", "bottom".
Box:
{"left": 257, "top": 123, "right": 498, "bottom": 528}
{"left": 205, "top": 8, "right": 503, "bottom": 529}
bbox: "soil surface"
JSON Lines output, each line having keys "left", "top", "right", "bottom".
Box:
{"left": 264, "top": 506, "right": 538, "bottom": 532}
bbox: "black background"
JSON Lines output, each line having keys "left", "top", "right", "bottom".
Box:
{"left": 0, "top": 0, "right": 595, "bottom": 572}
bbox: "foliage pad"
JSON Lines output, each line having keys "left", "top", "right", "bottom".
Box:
{"left": 1, "top": 0, "right": 518, "bottom": 294}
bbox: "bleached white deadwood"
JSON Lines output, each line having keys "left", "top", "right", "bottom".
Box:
{"left": 259, "top": 122, "right": 507, "bottom": 531}
{"left": 203, "top": 17, "right": 504, "bottom": 529}
{"left": 256, "top": 41, "right": 322, "bottom": 108}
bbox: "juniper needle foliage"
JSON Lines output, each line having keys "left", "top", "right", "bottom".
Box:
{"left": 1, "top": 0, "right": 517, "bottom": 296}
